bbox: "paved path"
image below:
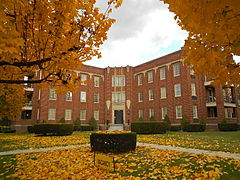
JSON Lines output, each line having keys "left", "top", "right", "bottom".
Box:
{"left": 1, "top": 143, "right": 240, "bottom": 160}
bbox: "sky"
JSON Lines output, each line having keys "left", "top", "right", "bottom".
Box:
{"left": 85, "top": 0, "right": 240, "bottom": 68}
{"left": 85, "top": 0, "right": 188, "bottom": 68}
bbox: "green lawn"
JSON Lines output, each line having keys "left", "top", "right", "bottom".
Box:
{"left": 138, "top": 131, "right": 240, "bottom": 154}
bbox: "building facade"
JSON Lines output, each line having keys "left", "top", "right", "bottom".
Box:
{"left": 12, "top": 50, "right": 240, "bottom": 132}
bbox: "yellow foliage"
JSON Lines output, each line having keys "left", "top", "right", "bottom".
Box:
{"left": 162, "top": 0, "right": 240, "bottom": 85}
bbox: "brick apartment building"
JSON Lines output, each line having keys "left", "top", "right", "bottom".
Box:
{"left": 12, "top": 50, "right": 240, "bottom": 132}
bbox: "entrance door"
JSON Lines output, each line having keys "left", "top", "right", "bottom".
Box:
{"left": 114, "top": 110, "right": 123, "bottom": 124}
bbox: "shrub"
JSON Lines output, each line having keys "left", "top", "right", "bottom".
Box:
{"left": 131, "top": 122, "right": 167, "bottom": 134}
{"left": 0, "top": 117, "right": 11, "bottom": 126}
{"left": 0, "top": 126, "right": 16, "bottom": 133}
{"left": 163, "top": 115, "right": 171, "bottom": 130}
{"left": 182, "top": 124, "right": 206, "bottom": 132}
{"left": 218, "top": 123, "right": 238, "bottom": 131}
{"left": 74, "top": 118, "right": 81, "bottom": 131}
{"left": 81, "top": 125, "right": 93, "bottom": 131}
{"left": 89, "top": 117, "right": 97, "bottom": 130}
{"left": 138, "top": 117, "right": 144, "bottom": 122}
{"left": 59, "top": 117, "right": 65, "bottom": 123}
{"left": 238, "top": 124, "right": 240, "bottom": 131}
{"left": 170, "top": 125, "right": 181, "bottom": 131}
{"left": 181, "top": 114, "right": 190, "bottom": 130}
{"left": 149, "top": 116, "right": 155, "bottom": 121}
{"left": 27, "top": 126, "right": 34, "bottom": 133}
{"left": 90, "top": 132, "right": 136, "bottom": 153}
{"left": 33, "top": 123, "right": 73, "bottom": 136}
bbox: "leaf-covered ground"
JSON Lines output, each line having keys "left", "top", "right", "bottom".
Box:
{"left": 138, "top": 131, "right": 240, "bottom": 154}
{"left": 2, "top": 146, "right": 239, "bottom": 180}
{"left": 0, "top": 132, "right": 90, "bottom": 152}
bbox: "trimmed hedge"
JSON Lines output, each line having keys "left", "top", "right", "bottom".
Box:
{"left": 90, "top": 132, "right": 136, "bottom": 153}
{"left": 131, "top": 122, "right": 167, "bottom": 134}
{"left": 218, "top": 123, "right": 238, "bottom": 131}
{"left": 170, "top": 125, "right": 181, "bottom": 131}
{"left": 182, "top": 124, "right": 206, "bottom": 132}
{"left": 33, "top": 123, "right": 73, "bottom": 136}
{"left": 73, "top": 125, "right": 95, "bottom": 131}
{"left": 0, "top": 126, "right": 16, "bottom": 133}
{"left": 27, "top": 126, "right": 34, "bottom": 133}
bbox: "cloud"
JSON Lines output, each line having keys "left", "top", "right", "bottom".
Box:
{"left": 85, "top": 0, "right": 188, "bottom": 68}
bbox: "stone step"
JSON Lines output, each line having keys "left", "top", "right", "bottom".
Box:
{"left": 108, "top": 124, "right": 124, "bottom": 131}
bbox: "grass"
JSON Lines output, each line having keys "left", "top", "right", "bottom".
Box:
{"left": 0, "top": 155, "right": 16, "bottom": 180}
{"left": 138, "top": 131, "right": 240, "bottom": 154}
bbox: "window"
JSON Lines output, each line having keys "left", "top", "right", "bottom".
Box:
{"left": 81, "top": 74, "right": 87, "bottom": 85}
{"left": 173, "top": 63, "right": 180, "bottom": 77}
{"left": 66, "top": 91, "right": 72, "bottom": 101}
{"left": 138, "top": 92, "right": 143, "bottom": 102}
{"left": 149, "top": 108, "right": 154, "bottom": 118}
{"left": 193, "top": 105, "right": 198, "bottom": 119}
{"left": 94, "top": 76, "right": 100, "bottom": 87}
{"left": 160, "top": 67, "right": 166, "bottom": 80}
{"left": 94, "top": 93, "right": 99, "bottom": 103}
{"left": 149, "top": 89, "right": 154, "bottom": 101}
{"left": 139, "top": 109, "right": 143, "bottom": 118}
{"left": 80, "top": 110, "right": 86, "bottom": 120}
{"left": 112, "top": 76, "right": 125, "bottom": 87}
{"left": 65, "top": 109, "right": 72, "bottom": 120}
{"left": 80, "top": 91, "right": 86, "bottom": 102}
{"left": 48, "top": 108, "right": 56, "bottom": 120}
{"left": 112, "top": 92, "right": 125, "bottom": 103}
{"left": 176, "top": 105, "right": 182, "bottom": 119}
{"left": 94, "top": 110, "right": 99, "bottom": 120}
{"left": 191, "top": 83, "right": 196, "bottom": 96}
{"left": 49, "top": 88, "right": 57, "bottom": 100}
{"left": 161, "top": 107, "right": 167, "bottom": 120}
{"left": 160, "top": 87, "right": 167, "bottom": 99}
{"left": 137, "top": 74, "right": 143, "bottom": 85}
{"left": 174, "top": 84, "right": 181, "bottom": 97}
{"left": 148, "top": 71, "right": 153, "bottom": 83}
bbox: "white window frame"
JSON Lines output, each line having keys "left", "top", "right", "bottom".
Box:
{"left": 66, "top": 91, "right": 73, "bottom": 101}
{"left": 161, "top": 107, "right": 167, "bottom": 120}
{"left": 81, "top": 74, "right": 87, "bottom": 85}
{"left": 160, "top": 67, "right": 166, "bottom": 80}
{"left": 137, "top": 74, "right": 143, "bottom": 85}
{"left": 49, "top": 88, "right": 57, "bottom": 100}
{"left": 149, "top": 89, "right": 154, "bottom": 101}
{"left": 176, "top": 105, "right": 182, "bottom": 119}
{"left": 94, "top": 110, "right": 99, "bottom": 120}
{"left": 138, "top": 92, "right": 143, "bottom": 102}
{"left": 80, "top": 91, "right": 86, "bottom": 102}
{"left": 191, "top": 83, "right": 197, "bottom": 96}
{"left": 65, "top": 109, "right": 72, "bottom": 120}
{"left": 94, "top": 93, "right": 99, "bottom": 103}
{"left": 139, "top": 109, "right": 143, "bottom": 118}
{"left": 112, "top": 76, "right": 125, "bottom": 87}
{"left": 149, "top": 108, "right": 154, "bottom": 118}
{"left": 94, "top": 76, "right": 100, "bottom": 87}
{"left": 173, "top": 63, "right": 180, "bottom": 77}
{"left": 193, "top": 105, "right": 198, "bottom": 119}
{"left": 112, "top": 92, "right": 125, "bottom": 103}
{"left": 160, "top": 87, "right": 167, "bottom": 99}
{"left": 174, "top": 84, "right": 181, "bottom": 97}
{"left": 48, "top": 108, "right": 56, "bottom": 120}
{"left": 80, "top": 110, "right": 86, "bottom": 120}
{"left": 148, "top": 71, "right": 153, "bottom": 83}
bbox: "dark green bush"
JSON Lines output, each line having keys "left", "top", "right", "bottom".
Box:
{"left": 74, "top": 118, "right": 81, "bottom": 131}
{"left": 0, "top": 117, "right": 11, "bottom": 126}
{"left": 27, "top": 126, "right": 34, "bottom": 133}
{"left": 182, "top": 124, "right": 206, "bottom": 132}
{"left": 90, "top": 132, "right": 136, "bottom": 153}
{"left": 138, "top": 117, "right": 144, "bottom": 121}
{"left": 59, "top": 117, "right": 65, "bottom": 123}
{"left": 181, "top": 114, "right": 190, "bottom": 130}
{"left": 163, "top": 115, "right": 171, "bottom": 130}
{"left": 33, "top": 123, "right": 73, "bottom": 136}
{"left": 131, "top": 122, "right": 167, "bottom": 134}
{"left": 149, "top": 116, "right": 155, "bottom": 121}
{"left": 80, "top": 125, "right": 93, "bottom": 131}
{"left": 0, "top": 126, "right": 16, "bottom": 133}
{"left": 218, "top": 123, "right": 238, "bottom": 131}
{"left": 89, "top": 117, "right": 97, "bottom": 130}
{"left": 170, "top": 125, "right": 181, "bottom": 131}
{"left": 238, "top": 124, "right": 240, "bottom": 131}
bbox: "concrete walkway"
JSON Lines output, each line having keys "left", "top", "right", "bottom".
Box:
{"left": 1, "top": 143, "right": 240, "bottom": 160}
